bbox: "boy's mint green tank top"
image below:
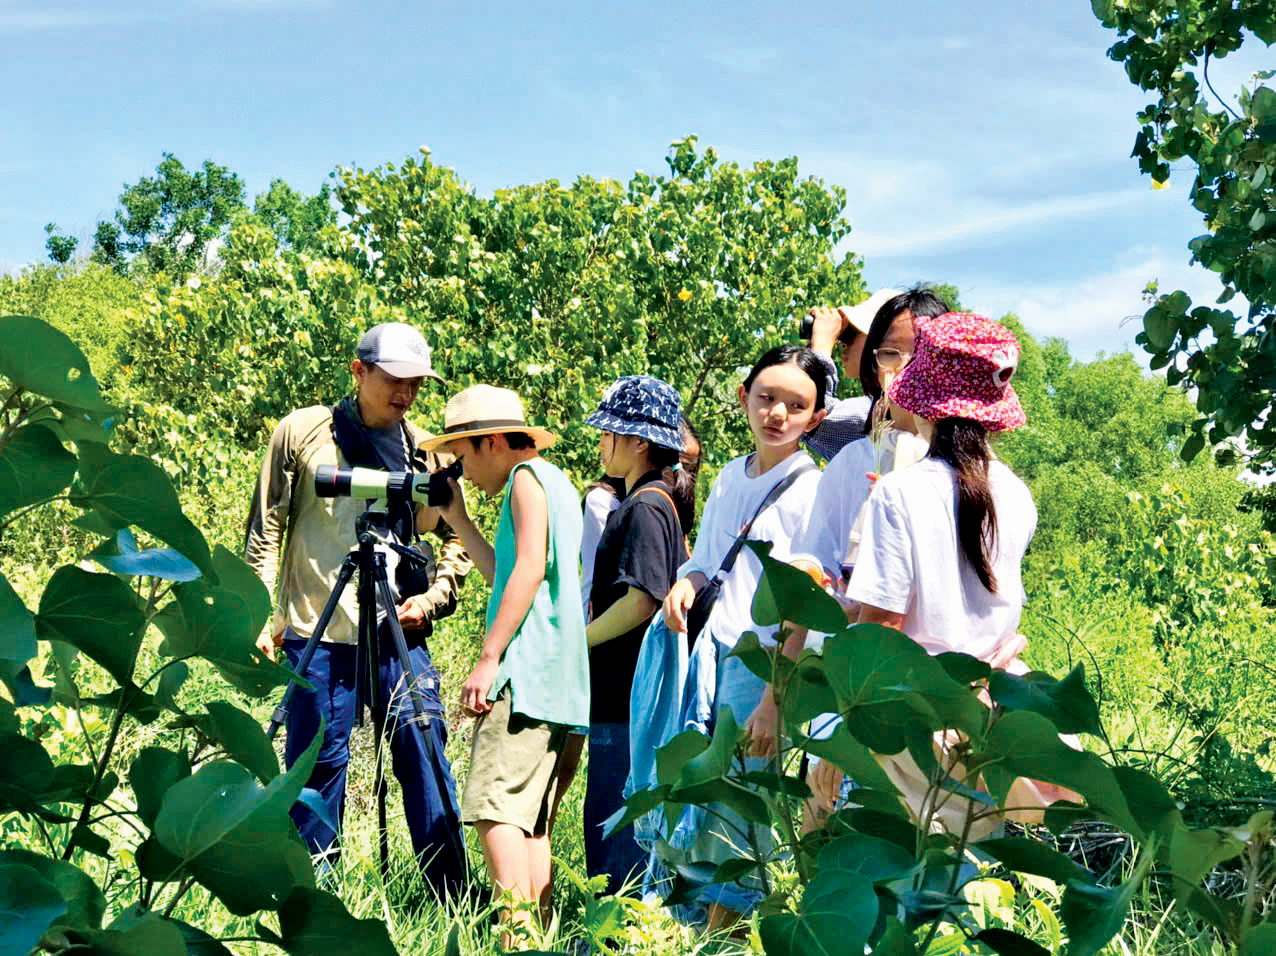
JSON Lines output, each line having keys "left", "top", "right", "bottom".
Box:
{"left": 486, "top": 457, "right": 589, "bottom": 727}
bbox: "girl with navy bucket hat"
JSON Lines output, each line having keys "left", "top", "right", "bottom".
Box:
{"left": 571, "top": 375, "right": 691, "bottom": 895}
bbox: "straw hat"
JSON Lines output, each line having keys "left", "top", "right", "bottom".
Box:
{"left": 420, "top": 384, "right": 557, "bottom": 452}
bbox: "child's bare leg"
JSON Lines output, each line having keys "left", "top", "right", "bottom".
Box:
{"left": 528, "top": 832, "right": 553, "bottom": 929}
{"left": 706, "top": 902, "right": 743, "bottom": 935}
{"left": 548, "top": 733, "right": 584, "bottom": 833}
{"left": 477, "top": 820, "right": 533, "bottom": 947}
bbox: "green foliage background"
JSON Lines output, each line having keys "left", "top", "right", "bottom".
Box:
{"left": 3, "top": 128, "right": 1276, "bottom": 954}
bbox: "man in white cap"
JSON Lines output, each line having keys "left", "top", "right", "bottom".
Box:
{"left": 800, "top": 288, "right": 900, "bottom": 461}
{"left": 244, "top": 321, "right": 472, "bottom": 898}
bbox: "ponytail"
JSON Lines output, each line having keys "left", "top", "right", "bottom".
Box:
{"left": 650, "top": 444, "right": 697, "bottom": 535}
{"left": 928, "top": 418, "right": 998, "bottom": 593}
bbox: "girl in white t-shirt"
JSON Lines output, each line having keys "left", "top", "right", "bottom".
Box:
{"left": 811, "top": 312, "right": 1043, "bottom": 822}
{"left": 661, "top": 345, "right": 828, "bottom": 931}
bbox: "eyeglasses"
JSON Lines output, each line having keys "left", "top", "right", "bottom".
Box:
{"left": 874, "top": 347, "right": 912, "bottom": 371}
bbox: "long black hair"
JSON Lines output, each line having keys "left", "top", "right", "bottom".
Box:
{"left": 928, "top": 418, "right": 999, "bottom": 593}
{"left": 743, "top": 344, "right": 830, "bottom": 410}
{"left": 858, "top": 286, "right": 951, "bottom": 401}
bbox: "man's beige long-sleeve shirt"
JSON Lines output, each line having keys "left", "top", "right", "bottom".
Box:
{"left": 244, "top": 405, "right": 471, "bottom": 644}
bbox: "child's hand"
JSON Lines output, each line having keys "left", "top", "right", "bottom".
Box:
{"left": 439, "top": 476, "right": 469, "bottom": 527}
{"left": 662, "top": 578, "right": 696, "bottom": 633}
{"left": 746, "top": 688, "right": 781, "bottom": 757}
{"left": 808, "top": 758, "right": 845, "bottom": 811}
{"left": 460, "top": 654, "right": 500, "bottom": 716}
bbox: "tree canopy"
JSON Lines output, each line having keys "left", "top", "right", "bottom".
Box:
{"left": 1094, "top": 0, "right": 1276, "bottom": 469}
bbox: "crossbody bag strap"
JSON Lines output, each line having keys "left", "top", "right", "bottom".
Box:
{"left": 634, "top": 485, "right": 692, "bottom": 560}
{"left": 712, "top": 459, "right": 817, "bottom": 581}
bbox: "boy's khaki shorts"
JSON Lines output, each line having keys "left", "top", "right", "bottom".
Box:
{"left": 462, "top": 690, "right": 569, "bottom": 836}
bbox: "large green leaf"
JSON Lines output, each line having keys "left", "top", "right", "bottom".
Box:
{"left": 1058, "top": 847, "right": 1157, "bottom": 956}
{"left": 981, "top": 711, "right": 1139, "bottom": 837}
{"left": 128, "top": 747, "right": 192, "bottom": 829}
{"left": 275, "top": 887, "right": 399, "bottom": 956}
{"left": 70, "top": 443, "right": 213, "bottom": 578}
{"left": 797, "top": 724, "right": 900, "bottom": 797}
{"left": 779, "top": 653, "right": 840, "bottom": 726}
{"left": 90, "top": 528, "right": 202, "bottom": 582}
{"left": 869, "top": 917, "right": 917, "bottom": 955}
{"left": 987, "top": 664, "right": 1102, "bottom": 737}
{"left": 746, "top": 539, "right": 849, "bottom": 634}
{"left": 0, "top": 733, "right": 55, "bottom": 812}
{"left": 972, "top": 928, "right": 1052, "bottom": 956}
{"left": 36, "top": 567, "right": 145, "bottom": 688}
{"left": 824, "top": 624, "right": 986, "bottom": 741}
{"left": 1242, "top": 923, "right": 1276, "bottom": 955}
{"left": 204, "top": 701, "right": 280, "bottom": 783}
{"left": 0, "top": 863, "right": 66, "bottom": 955}
{"left": 0, "top": 571, "right": 35, "bottom": 665}
{"left": 153, "top": 725, "right": 322, "bottom": 915}
{"left": 760, "top": 856, "right": 879, "bottom": 956}
{"left": 170, "top": 917, "right": 234, "bottom": 956}
{"left": 0, "top": 423, "right": 78, "bottom": 518}
{"left": 86, "top": 909, "right": 187, "bottom": 955}
{"left": 153, "top": 546, "right": 290, "bottom": 698}
{"left": 0, "top": 315, "right": 109, "bottom": 411}
{"left": 0, "top": 848, "right": 104, "bottom": 932}
{"left": 656, "top": 730, "right": 710, "bottom": 787}
{"left": 817, "top": 832, "right": 916, "bottom": 883}
{"left": 976, "top": 837, "right": 1094, "bottom": 886}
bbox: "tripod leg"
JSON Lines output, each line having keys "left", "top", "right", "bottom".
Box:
{"left": 370, "top": 556, "right": 471, "bottom": 890}
{"left": 267, "top": 554, "right": 358, "bottom": 741}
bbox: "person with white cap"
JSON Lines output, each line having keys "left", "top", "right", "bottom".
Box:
{"left": 422, "top": 383, "right": 588, "bottom": 946}
{"left": 244, "top": 321, "right": 472, "bottom": 898}
{"left": 800, "top": 286, "right": 951, "bottom": 461}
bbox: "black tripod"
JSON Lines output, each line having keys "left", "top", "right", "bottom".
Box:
{"left": 266, "top": 507, "right": 468, "bottom": 887}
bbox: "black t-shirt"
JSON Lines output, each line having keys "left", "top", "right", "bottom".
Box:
{"left": 588, "top": 472, "right": 684, "bottom": 724}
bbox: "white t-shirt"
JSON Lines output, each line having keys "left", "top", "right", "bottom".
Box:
{"left": 580, "top": 485, "right": 620, "bottom": 620}
{"left": 797, "top": 430, "right": 930, "bottom": 581}
{"left": 683, "top": 450, "right": 821, "bottom": 649}
{"left": 847, "top": 458, "right": 1037, "bottom": 661}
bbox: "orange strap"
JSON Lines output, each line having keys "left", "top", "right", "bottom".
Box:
{"left": 633, "top": 486, "right": 692, "bottom": 560}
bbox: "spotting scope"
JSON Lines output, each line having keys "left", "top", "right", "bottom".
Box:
{"left": 315, "top": 460, "right": 462, "bottom": 508}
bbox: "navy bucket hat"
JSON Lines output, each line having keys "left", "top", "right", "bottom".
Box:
{"left": 585, "top": 375, "right": 684, "bottom": 452}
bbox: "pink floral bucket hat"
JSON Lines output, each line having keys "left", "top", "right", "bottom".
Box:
{"left": 886, "top": 312, "right": 1026, "bottom": 432}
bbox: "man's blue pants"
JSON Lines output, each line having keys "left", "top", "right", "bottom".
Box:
{"left": 283, "top": 631, "right": 466, "bottom": 898}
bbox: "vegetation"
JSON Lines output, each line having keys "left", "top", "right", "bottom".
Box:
{"left": 1093, "top": 0, "right": 1276, "bottom": 470}
{"left": 2, "top": 123, "right": 1275, "bottom": 952}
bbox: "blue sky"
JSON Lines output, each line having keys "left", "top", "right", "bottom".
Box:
{"left": 3, "top": 0, "right": 1269, "bottom": 359}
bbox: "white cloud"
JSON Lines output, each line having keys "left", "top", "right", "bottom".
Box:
{"left": 0, "top": 8, "right": 122, "bottom": 32}
{"left": 851, "top": 187, "right": 1149, "bottom": 258}
{"left": 967, "top": 251, "right": 1241, "bottom": 358}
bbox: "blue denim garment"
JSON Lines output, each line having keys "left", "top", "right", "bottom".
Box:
{"left": 624, "top": 614, "right": 718, "bottom": 848}
{"left": 282, "top": 627, "right": 466, "bottom": 899}
{"left": 585, "top": 721, "right": 647, "bottom": 896}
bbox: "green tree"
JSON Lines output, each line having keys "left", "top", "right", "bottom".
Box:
{"left": 334, "top": 136, "right": 865, "bottom": 476}
{"left": 247, "top": 178, "right": 338, "bottom": 254}
{"left": 1094, "top": 0, "right": 1276, "bottom": 468}
{"left": 92, "top": 153, "right": 247, "bottom": 279}
{"left": 43, "top": 224, "right": 77, "bottom": 265}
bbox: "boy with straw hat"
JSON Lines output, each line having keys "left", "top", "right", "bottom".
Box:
{"left": 423, "top": 384, "right": 588, "bottom": 943}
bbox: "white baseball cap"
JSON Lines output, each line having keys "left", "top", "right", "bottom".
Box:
{"left": 357, "top": 323, "right": 444, "bottom": 381}
{"left": 840, "top": 288, "right": 903, "bottom": 335}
